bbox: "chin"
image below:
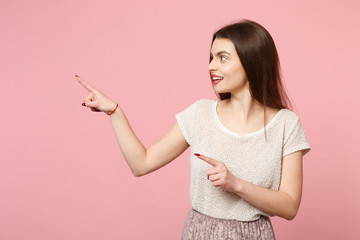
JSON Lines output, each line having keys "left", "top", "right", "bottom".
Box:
{"left": 213, "top": 87, "right": 229, "bottom": 94}
{"left": 213, "top": 89, "right": 224, "bottom": 95}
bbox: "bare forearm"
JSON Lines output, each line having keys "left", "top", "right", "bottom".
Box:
{"left": 235, "top": 178, "right": 301, "bottom": 220}
{"left": 195, "top": 152, "right": 303, "bottom": 221}
{"left": 109, "top": 107, "right": 146, "bottom": 176}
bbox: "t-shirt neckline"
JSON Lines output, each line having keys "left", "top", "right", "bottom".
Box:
{"left": 213, "top": 100, "right": 283, "bottom": 138}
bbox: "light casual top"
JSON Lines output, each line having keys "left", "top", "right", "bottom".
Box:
{"left": 175, "top": 99, "right": 311, "bottom": 221}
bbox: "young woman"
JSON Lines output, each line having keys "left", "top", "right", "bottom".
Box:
{"left": 77, "top": 19, "right": 311, "bottom": 240}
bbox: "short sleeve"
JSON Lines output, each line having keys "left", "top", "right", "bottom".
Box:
{"left": 283, "top": 118, "right": 311, "bottom": 157}
{"left": 175, "top": 100, "right": 198, "bottom": 146}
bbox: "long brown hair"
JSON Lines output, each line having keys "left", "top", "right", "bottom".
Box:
{"left": 210, "top": 19, "right": 292, "bottom": 140}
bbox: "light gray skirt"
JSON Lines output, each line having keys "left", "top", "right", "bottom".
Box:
{"left": 181, "top": 208, "right": 275, "bottom": 240}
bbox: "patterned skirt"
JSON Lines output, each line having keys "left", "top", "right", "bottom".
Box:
{"left": 181, "top": 208, "right": 275, "bottom": 240}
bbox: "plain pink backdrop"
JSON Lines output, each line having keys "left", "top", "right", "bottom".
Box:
{"left": 1, "top": 0, "right": 359, "bottom": 239}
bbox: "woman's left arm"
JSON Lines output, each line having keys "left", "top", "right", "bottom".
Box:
{"left": 194, "top": 151, "right": 303, "bottom": 220}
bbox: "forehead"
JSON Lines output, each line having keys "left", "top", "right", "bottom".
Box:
{"left": 210, "top": 38, "right": 236, "bottom": 54}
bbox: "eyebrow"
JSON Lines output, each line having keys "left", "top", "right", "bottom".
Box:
{"left": 210, "top": 50, "right": 231, "bottom": 57}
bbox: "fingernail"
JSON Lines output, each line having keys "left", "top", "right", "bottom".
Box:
{"left": 194, "top": 153, "right": 200, "bottom": 156}
{"left": 75, "top": 74, "right": 79, "bottom": 77}
{"left": 207, "top": 175, "right": 209, "bottom": 180}
{"left": 81, "top": 103, "right": 85, "bottom": 106}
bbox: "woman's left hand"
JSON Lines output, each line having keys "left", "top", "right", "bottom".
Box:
{"left": 194, "top": 153, "right": 240, "bottom": 193}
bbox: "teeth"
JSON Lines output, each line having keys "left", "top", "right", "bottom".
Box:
{"left": 212, "top": 77, "right": 223, "bottom": 80}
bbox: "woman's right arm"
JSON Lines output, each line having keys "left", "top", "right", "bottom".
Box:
{"left": 76, "top": 75, "right": 189, "bottom": 177}
{"left": 109, "top": 107, "right": 189, "bottom": 176}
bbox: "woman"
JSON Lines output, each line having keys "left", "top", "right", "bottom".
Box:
{"left": 77, "top": 19, "right": 311, "bottom": 240}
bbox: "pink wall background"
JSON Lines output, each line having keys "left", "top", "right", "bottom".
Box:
{"left": 1, "top": 0, "right": 359, "bottom": 239}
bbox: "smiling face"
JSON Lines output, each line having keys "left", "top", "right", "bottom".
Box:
{"left": 208, "top": 38, "right": 249, "bottom": 95}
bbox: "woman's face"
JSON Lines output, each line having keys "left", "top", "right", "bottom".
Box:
{"left": 208, "top": 38, "right": 249, "bottom": 95}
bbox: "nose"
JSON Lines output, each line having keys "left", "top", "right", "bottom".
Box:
{"left": 208, "top": 59, "right": 217, "bottom": 72}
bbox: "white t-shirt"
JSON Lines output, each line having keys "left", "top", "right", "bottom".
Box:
{"left": 175, "top": 99, "right": 311, "bottom": 221}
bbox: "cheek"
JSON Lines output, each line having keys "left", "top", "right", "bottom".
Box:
{"left": 225, "top": 65, "right": 247, "bottom": 82}
{"left": 222, "top": 65, "right": 235, "bottom": 76}
{"left": 234, "top": 64, "right": 247, "bottom": 80}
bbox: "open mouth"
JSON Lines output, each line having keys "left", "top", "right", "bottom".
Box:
{"left": 211, "top": 76, "right": 223, "bottom": 85}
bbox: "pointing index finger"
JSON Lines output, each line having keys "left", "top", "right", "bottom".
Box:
{"left": 76, "top": 75, "right": 94, "bottom": 92}
{"left": 194, "top": 153, "right": 219, "bottom": 167}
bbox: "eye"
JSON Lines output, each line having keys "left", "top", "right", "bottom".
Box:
{"left": 220, "top": 55, "right": 228, "bottom": 62}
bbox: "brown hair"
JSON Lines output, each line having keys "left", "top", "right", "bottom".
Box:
{"left": 210, "top": 19, "right": 293, "bottom": 139}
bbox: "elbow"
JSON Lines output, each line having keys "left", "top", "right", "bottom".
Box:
{"left": 131, "top": 169, "right": 146, "bottom": 177}
{"left": 131, "top": 166, "right": 150, "bottom": 177}
{"left": 132, "top": 172, "right": 143, "bottom": 177}
{"left": 283, "top": 205, "right": 300, "bottom": 221}
{"left": 130, "top": 157, "right": 155, "bottom": 177}
{"left": 128, "top": 160, "right": 148, "bottom": 177}
{"left": 284, "top": 212, "right": 296, "bottom": 221}
{"left": 129, "top": 154, "right": 150, "bottom": 177}
{"left": 279, "top": 193, "right": 301, "bottom": 221}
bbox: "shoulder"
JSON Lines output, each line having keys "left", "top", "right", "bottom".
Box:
{"left": 279, "top": 108, "right": 301, "bottom": 124}
{"left": 176, "top": 99, "right": 214, "bottom": 115}
{"left": 185, "top": 98, "right": 216, "bottom": 109}
{"left": 278, "top": 109, "right": 308, "bottom": 136}
{"left": 195, "top": 98, "right": 216, "bottom": 106}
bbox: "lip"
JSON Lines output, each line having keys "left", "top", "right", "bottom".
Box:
{"left": 210, "top": 73, "right": 223, "bottom": 85}
{"left": 212, "top": 79, "right": 222, "bottom": 85}
{"left": 210, "top": 74, "right": 222, "bottom": 78}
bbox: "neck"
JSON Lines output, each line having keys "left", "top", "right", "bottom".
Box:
{"left": 224, "top": 93, "right": 264, "bottom": 123}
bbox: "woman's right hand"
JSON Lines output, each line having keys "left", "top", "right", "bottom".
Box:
{"left": 76, "top": 75, "right": 118, "bottom": 114}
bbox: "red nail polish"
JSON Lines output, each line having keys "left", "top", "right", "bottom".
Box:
{"left": 81, "top": 103, "right": 85, "bottom": 106}
{"left": 194, "top": 153, "right": 200, "bottom": 156}
{"left": 207, "top": 175, "right": 209, "bottom": 180}
{"left": 75, "top": 74, "right": 79, "bottom": 77}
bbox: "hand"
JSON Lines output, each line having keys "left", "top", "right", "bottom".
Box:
{"left": 76, "top": 75, "right": 118, "bottom": 114}
{"left": 194, "top": 153, "right": 240, "bottom": 193}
